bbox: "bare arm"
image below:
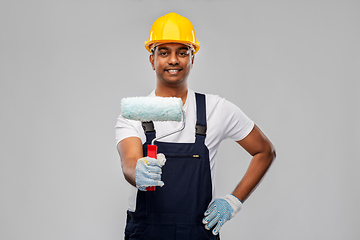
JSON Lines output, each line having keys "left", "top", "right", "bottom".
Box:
{"left": 117, "top": 137, "right": 144, "bottom": 187}
{"left": 233, "top": 124, "right": 276, "bottom": 202}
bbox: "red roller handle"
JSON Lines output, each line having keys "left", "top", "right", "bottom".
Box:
{"left": 146, "top": 145, "right": 158, "bottom": 191}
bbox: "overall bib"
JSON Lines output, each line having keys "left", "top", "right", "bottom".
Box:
{"left": 125, "top": 93, "right": 219, "bottom": 240}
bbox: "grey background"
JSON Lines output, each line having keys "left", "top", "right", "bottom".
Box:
{"left": 1, "top": 0, "right": 359, "bottom": 239}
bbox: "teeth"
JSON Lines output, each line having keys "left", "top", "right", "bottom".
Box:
{"left": 168, "top": 70, "right": 179, "bottom": 73}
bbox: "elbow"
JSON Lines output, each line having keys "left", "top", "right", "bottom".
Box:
{"left": 268, "top": 144, "right": 276, "bottom": 163}
{"left": 271, "top": 148, "right": 276, "bottom": 162}
{"left": 263, "top": 142, "right": 276, "bottom": 165}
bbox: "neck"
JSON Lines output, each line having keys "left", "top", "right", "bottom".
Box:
{"left": 155, "top": 85, "right": 188, "bottom": 106}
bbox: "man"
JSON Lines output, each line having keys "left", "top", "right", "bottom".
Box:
{"left": 115, "top": 12, "right": 276, "bottom": 240}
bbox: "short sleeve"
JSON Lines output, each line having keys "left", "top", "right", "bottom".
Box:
{"left": 115, "top": 115, "right": 145, "bottom": 147}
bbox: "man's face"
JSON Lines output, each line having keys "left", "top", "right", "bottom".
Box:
{"left": 150, "top": 43, "right": 194, "bottom": 87}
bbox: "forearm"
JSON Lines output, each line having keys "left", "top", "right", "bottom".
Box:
{"left": 232, "top": 150, "right": 275, "bottom": 202}
{"left": 117, "top": 137, "right": 144, "bottom": 188}
{"left": 121, "top": 159, "right": 137, "bottom": 187}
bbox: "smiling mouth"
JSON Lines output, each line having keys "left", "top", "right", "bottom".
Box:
{"left": 166, "top": 69, "right": 181, "bottom": 74}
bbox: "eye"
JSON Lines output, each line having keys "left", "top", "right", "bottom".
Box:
{"left": 159, "top": 51, "right": 168, "bottom": 57}
{"left": 178, "top": 51, "right": 189, "bottom": 57}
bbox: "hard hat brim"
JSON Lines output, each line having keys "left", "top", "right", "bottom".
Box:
{"left": 145, "top": 40, "right": 200, "bottom": 54}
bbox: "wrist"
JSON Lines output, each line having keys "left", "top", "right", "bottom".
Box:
{"left": 224, "top": 194, "right": 242, "bottom": 216}
{"left": 231, "top": 194, "right": 243, "bottom": 204}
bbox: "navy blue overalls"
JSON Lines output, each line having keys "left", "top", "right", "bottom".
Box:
{"left": 124, "top": 93, "right": 219, "bottom": 240}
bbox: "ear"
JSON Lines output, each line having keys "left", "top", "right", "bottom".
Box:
{"left": 190, "top": 53, "right": 195, "bottom": 68}
{"left": 149, "top": 54, "right": 155, "bottom": 70}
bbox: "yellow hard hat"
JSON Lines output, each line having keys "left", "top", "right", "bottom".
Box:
{"left": 145, "top": 12, "right": 200, "bottom": 54}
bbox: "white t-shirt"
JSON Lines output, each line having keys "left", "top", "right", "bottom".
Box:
{"left": 115, "top": 89, "right": 254, "bottom": 211}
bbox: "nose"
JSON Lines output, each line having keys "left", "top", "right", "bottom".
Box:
{"left": 168, "top": 52, "right": 179, "bottom": 65}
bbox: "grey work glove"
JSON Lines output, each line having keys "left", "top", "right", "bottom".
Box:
{"left": 203, "top": 194, "right": 243, "bottom": 235}
{"left": 135, "top": 153, "right": 166, "bottom": 191}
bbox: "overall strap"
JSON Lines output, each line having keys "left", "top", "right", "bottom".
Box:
{"left": 142, "top": 121, "right": 156, "bottom": 144}
{"left": 195, "top": 92, "right": 207, "bottom": 143}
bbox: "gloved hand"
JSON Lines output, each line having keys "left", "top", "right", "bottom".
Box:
{"left": 135, "top": 153, "right": 166, "bottom": 191}
{"left": 203, "top": 194, "right": 243, "bottom": 235}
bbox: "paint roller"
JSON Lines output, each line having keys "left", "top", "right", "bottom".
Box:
{"left": 121, "top": 96, "right": 185, "bottom": 191}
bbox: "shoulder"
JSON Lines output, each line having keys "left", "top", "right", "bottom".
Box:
{"left": 191, "top": 90, "right": 248, "bottom": 114}
{"left": 202, "top": 92, "right": 236, "bottom": 114}
{"left": 191, "top": 91, "right": 224, "bottom": 105}
{"left": 205, "top": 93, "right": 225, "bottom": 104}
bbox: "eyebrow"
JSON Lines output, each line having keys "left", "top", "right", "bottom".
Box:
{"left": 157, "top": 46, "right": 189, "bottom": 51}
